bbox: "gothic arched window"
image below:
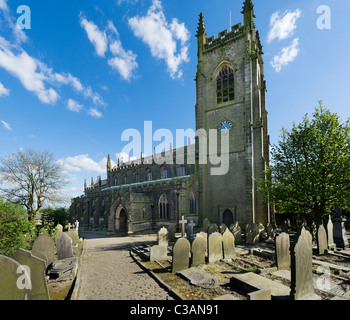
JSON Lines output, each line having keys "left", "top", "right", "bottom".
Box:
{"left": 189, "top": 191, "right": 196, "bottom": 214}
{"left": 160, "top": 167, "right": 168, "bottom": 179}
{"left": 216, "top": 65, "right": 234, "bottom": 104}
{"left": 159, "top": 194, "right": 169, "bottom": 219}
{"left": 146, "top": 169, "right": 152, "bottom": 181}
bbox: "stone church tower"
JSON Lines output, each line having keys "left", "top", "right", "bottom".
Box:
{"left": 195, "top": 0, "right": 270, "bottom": 226}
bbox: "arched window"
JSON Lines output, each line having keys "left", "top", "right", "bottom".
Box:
{"left": 159, "top": 194, "right": 169, "bottom": 219}
{"left": 160, "top": 167, "right": 168, "bottom": 179}
{"left": 122, "top": 174, "right": 127, "bottom": 185}
{"left": 146, "top": 169, "right": 152, "bottom": 181}
{"left": 134, "top": 171, "right": 139, "bottom": 183}
{"left": 189, "top": 191, "right": 196, "bottom": 214}
{"left": 177, "top": 165, "right": 186, "bottom": 176}
{"left": 216, "top": 65, "right": 234, "bottom": 104}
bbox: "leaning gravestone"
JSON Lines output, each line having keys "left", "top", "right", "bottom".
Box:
{"left": 317, "top": 225, "right": 328, "bottom": 255}
{"left": 12, "top": 248, "right": 49, "bottom": 300}
{"left": 266, "top": 223, "right": 275, "bottom": 240}
{"left": 252, "top": 223, "right": 260, "bottom": 244}
{"left": 326, "top": 215, "right": 336, "bottom": 251}
{"left": 275, "top": 232, "right": 290, "bottom": 270}
{"left": 191, "top": 237, "right": 206, "bottom": 267}
{"left": 172, "top": 238, "right": 191, "bottom": 273}
{"left": 0, "top": 255, "right": 30, "bottom": 300}
{"left": 157, "top": 227, "right": 169, "bottom": 246}
{"left": 219, "top": 223, "right": 227, "bottom": 234}
{"left": 230, "top": 222, "right": 242, "bottom": 245}
{"left": 222, "top": 229, "right": 235, "bottom": 259}
{"left": 32, "top": 234, "right": 55, "bottom": 268}
{"left": 65, "top": 230, "right": 80, "bottom": 245}
{"left": 290, "top": 227, "right": 320, "bottom": 300}
{"left": 208, "top": 232, "right": 223, "bottom": 263}
{"left": 245, "top": 224, "right": 254, "bottom": 245}
{"left": 207, "top": 223, "right": 219, "bottom": 235}
{"left": 56, "top": 232, "right": 74, "bottom": 260}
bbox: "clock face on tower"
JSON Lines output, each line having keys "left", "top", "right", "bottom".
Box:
{"left": 218, "top": 120, "right": 233, "bottom": 133}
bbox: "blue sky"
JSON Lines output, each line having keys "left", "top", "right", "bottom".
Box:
{"left": 0, "top": 0, "right": 349, "bottom": 205}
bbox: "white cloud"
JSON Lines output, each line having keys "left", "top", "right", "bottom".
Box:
{"left": 0, "top": 36, "right": 104, "bottom": 107}
{"left": 58, "top": 154, "right": 108, "bottom": 174}
{"left": 0, "top": 0, "right": 9, "bottom": 12}
{"left": 271, "top": 38, "right": 300, "bottom": 72}
{"left": 67, "top": 99, "right": 83, "bottom": 112}
{"left": 128, "top": 0, "right": 190, "bottom": 79}
{"left": 1, "top": 120, "right": 12, "bottom": 131}
{"left": 267, "top": 9, "right": 301, "bottom": 43}
{"left": 88, "top": 108, "right": 103, "bottom": 118}
{"left": 79, "top": 16, "right": 108, "bottom": 57}
{"left": 0, "top": 82, "right": 9, "bottom": 97}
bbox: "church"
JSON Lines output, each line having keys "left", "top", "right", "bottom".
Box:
{"left": 69, "top": 0, "right": 271, "bottom": 234}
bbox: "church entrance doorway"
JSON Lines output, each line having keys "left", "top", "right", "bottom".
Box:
{"left": 115, "top": 205, "right": 127, "bottom": 233}
{"left": 223, "top": 209, "right": 234, "bottom": 227}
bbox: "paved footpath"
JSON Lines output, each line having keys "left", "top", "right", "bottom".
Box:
{"left": 75, "top": 233, "right": 174, "bottom": 300}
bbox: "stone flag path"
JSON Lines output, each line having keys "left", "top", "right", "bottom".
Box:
{"left": 74, "top": 233, "right": 174, "bottom": 300}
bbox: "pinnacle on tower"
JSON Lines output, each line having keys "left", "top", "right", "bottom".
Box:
{"left": 107, "top": 154, "right": 111, "bottom": 172}
{"left": 241, "top": 0, "right": 255, "bottom": 32}
{"left": 242, "top": 0, "right": 254, "bottom": 13}
{"left": 196, "top": 12, "right": 206, "bottom": 37}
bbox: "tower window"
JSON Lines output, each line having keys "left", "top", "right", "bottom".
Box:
{"left": 216, "top": 65, "right": 234, "bottom": 104}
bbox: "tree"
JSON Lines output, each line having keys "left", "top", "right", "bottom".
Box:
{"left": 260, "top": 102, "right": 350, "bottom": 225}
{"left": 0, "top": 149, "right": 68, "bottom": 221}
{"left": 0, "top": 198, "right": 36, "bottom": 256}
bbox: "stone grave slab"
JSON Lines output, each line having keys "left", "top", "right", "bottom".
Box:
{"left": 12, "top": 248, "right": 49, "bottom": 300}
{"left": 32, "top": 234, "right": 55, "bottom": 268}
{"left": 326, "top": 216, "right": 336, "bottom": 251}
{"left": 275, "top": 232, "right": 290, "bottom": 270}
{"left": 56, "top": 232, "right": 74, "bottom": 260}
{"left": 230, "top": 272, "right": 290, "bottom": 300}
{"left": 65, "top": 230, "right": 80, "bottom": 245}
{"left": 48, "top": 257, "right": 78, "bottom": 280}
{"left": 248, "top": 289, "right": 271, "bottom": 300}
{"left": 317, "top": 225, "right": 328, "bottom": 255}
{"left": 177, "top": 267, "right": 219, "bottom": 289}
{"left": 157, "top": 227, "right": 169, "bottom": 246}
{"left": 208, "top": 232, "right": 223, "bottom": 263}
{"left": 213, "top": 294, "right": 240, "bottom": 300}
{"left": 222, "top": 229, "right": 235, "bottom": 259}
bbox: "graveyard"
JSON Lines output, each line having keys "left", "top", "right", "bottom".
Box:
{"left": 131, "top": 215, "right": 350, "bottom": 301}
{"left": 0, "top": 222, "right": 83, "bottom": 300}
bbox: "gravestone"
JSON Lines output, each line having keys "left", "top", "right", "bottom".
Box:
{"left": 266, "top": 223, "right": 274, "bottom": 240}
{"left": 282, "top": 220, "right": 289, "bottom": 233}
{"left": 187, "top": 220, "right": 196, "bottom": 243}
{"left": 48, "top": 257, "right": 78, "bottom": 280}
{"left": 257, "top": 222, "right": 267, "bottom": 240}
{"left": 56, "top": 224, "right": 63, "bottom": 235}
{"left": 56, "top": 232, "right": 74, "bottom": 260}
{"left": 172, "top": 238, "right": 190, "bottom": 273}
{"left": 207, "top": 223, "right": 219, "bottom": 235}
{"left": 230, "top": 222, "right": 242, "bottom": 245}
{"left": 0, "top": 255, "right": 29, "bottom": 300}
{"left": 178, "top": 268, "right": 219, "bottom": 289}
{"left": 275, "top": 232, "right": 290, "bottom": 270}
{"left": 317, "top": 225, "right": 328, "bottom": 255}
{"left": 252, "top": 223, "right": 260, "bottom": 244}
{"left": 150, "top": 244, "right": 167, "bottom": 262}
{"left": 208, "top": 232, "right": 223, "bottom": 263}
{"left": 202, "top": 218, "right": 211, "bottom": 231}
{"left": 219, "top": 223, "right": 227, "bottom": 234}
{"left": 222, "top": 229, "right": 235, "bottom": 259}
{"left": 65, "top": 230, "right": 80, "bottom": 245}
{"left": 326, "top": 215, "right": 336, "bottom": 251}
{"left": 191, "top": 237, "right": 206, "bottom": 267}
{"left": 245, "top": 224, "right": 254, "bottom": 245}
{"left": 12, "top": 248, "right": 49, "bottom": 300}
{"left": 157, "top": 227, "right": 169, "bottom": 246}
{"left": 332, "top": 207, "right": 349, "bottom": 249}
{"left": 290, "top": 227, "right": 320, "bottom": 300}
{"left": 31, "top": 234, "right": 55, "bottom": 268}
{"left": 195, "top": 232, "right": 208, "bottom": 257}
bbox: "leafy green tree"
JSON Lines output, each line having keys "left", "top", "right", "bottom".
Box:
{"left": 0, "top": 198, "right": 36, "bottom": 256}
{"left": 260, "top": 102, "right": 350, "bottom": 225}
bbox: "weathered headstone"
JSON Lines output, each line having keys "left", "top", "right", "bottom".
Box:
{"left": 266, "top": 223, "right": 275, "bottom": 240}
{"left": 202, "top": 218, "right": 211, "bottom": 231}
{"left": 257, "top": 222, "right": 267, "bottom": 240}
{"left": 222, "top": 229, "right": 235, "bottom": 259}
{"left": 187, "top": 220, "right": 196, "bottom": 243}
{"left": 219, "top": 223, "right": 227, "bottom": 234}
{"left": 290, "top": 227, "right": 320, "bottom": 300}
{"left": 282, "top": 220, "right": 289, "bottom": 233}
{"left": 326, "top": 215, "right": 336, "bottom": 251}
{"left": 195, "top": 231, "right": 208, "bottom": 257}
{"left": 31, "top": 234, "right": 55, "bottom": 268}
{"left": 207, "top": 223, "right": 219, "bottom": 235}
{"left": 332, "top": 207, "right": 349, "bottom": 249}
{"left": 178, "top": 268, "right": 219, "bottom": 289}
{"left": 157, "top": 227, "right": 169, "bottom": 246}
{"left": 56, "top": 224, "right": 63, "bottom": 236}
{"left": 208, "top": 232, "right": 223, "bottom": 263}
{"left": 245, "top": 224, "right": 254, "bottom": 245}
{"left": 0, "top": 255, "right": 29, "bottom": 300}
{"left": 56, "top": 232, "right": 74, "bottom": 260}
{"left": 317, "top": 225, "right": 328, "bottom": 255}
{"left": 191, "top": 236, "right": 206, "bottom": 267}
{"left": 168, "top": 224, "right": 176, "bottom": 242}
{"left": 150, "top": 244, "right": 167, "bottom": 262}
{"left": 12, "top": 248, "right": 49, "bottom": 300}
{"left": 230, "top": 222, "right": 242, "bottom": 245}
{"left": 172, "top": 238, "right": 190, "bottom": 273}
{"left": 48, "top": 257, "right": 78, "bottom": 280}
{"left": 275, "top": 232, "right": 290, "bottom": 270}
{"left": 252, "top": 223, "right": 260, "bottom": 244}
